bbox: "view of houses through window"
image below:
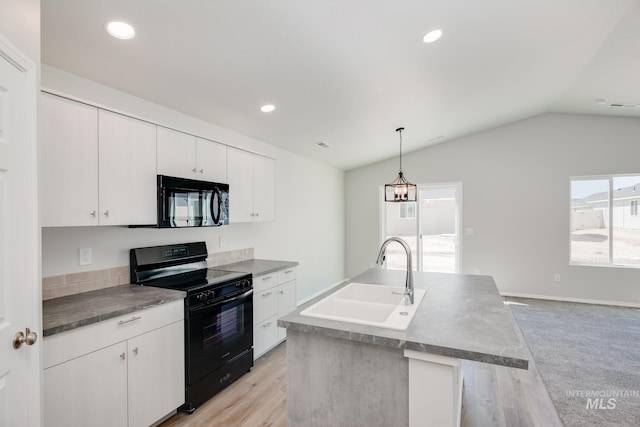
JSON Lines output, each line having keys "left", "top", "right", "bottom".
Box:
{"left": 570, "top": 175, "right": 640, "bottom": 266}
{"left": 382, "top": 183, "right": 461, "bottom": 273}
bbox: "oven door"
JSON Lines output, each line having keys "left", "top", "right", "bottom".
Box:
{"left": 186, "top": 289, "right": 253, "bottom": 384}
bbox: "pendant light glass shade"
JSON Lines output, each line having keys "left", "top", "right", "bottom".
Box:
{"left": 385, "top": 127, "right": 417, "bottom": 202}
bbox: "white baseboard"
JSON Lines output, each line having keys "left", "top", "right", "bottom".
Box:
{"left": 501, "top": 292, "right": 640, "bottom": 309}
{"left": 296, "top": 279, "right": 347, "bottom": 306}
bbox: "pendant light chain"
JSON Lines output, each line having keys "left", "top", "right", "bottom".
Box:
{"left": 397, "top": 127, "right": 404, "bottom": 173}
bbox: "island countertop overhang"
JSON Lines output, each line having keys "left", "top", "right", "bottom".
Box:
{"left": 278, "top": 268, "right": 529, "bottom": 370}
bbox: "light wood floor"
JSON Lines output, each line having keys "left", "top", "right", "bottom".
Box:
{"left": 160, "top": 337, "right": 562, "bottom": 427}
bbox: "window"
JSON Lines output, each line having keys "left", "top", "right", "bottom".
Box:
{"left": 400, "top": 202, "right": 416, "bottom": 219}
{"left": 570, "top": 175, "right": 640, "bottom": 266}
{"left": 382, "top": 183, "right": 462, "bottom": 273}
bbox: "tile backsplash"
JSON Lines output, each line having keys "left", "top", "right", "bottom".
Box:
{"left": 208, "top": 247, "right": 254, "bottom": 267}
{"left": 42, "top": 247, "right": 254, "bottom": 300}
{"left": 42, "top": 266, "right": 129, "bottom": 300}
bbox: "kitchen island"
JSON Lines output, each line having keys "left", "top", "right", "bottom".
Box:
{"left": 278, "top": 268, "right": 529, "bottom": 427}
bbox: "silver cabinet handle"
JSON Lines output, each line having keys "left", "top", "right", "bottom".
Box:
{"left": 199, "top": 168, "right": 204, "bottom": 174}
{"left": 262, "top": 321, "right": 272, "bottom": 328}
{"left": 255, "top": 212, "right": 260, "bottom": 217}
{"left": 120, "top": 352, "right": 125, "bottom": 360}
{"left": 90, "top": 210, "right": 97, "bottom": 218}
{"left": 262, "top": 276, "right": 273, "bottom": 281}
{"left": 279, "top": 290, "right": 284, "bottom": 295}
{"left": 192, "top": 167, "right": 197, "bottom": 173}
{"left": 262, "top": 292, "right": 272, "bottom": 297}
{"left": 117, "top": 315, "right": 141, "bottom": 325}
{"left": 132, "top": 347, "right": 139, "bottom": 355}
{"left": 103, "top": 210, "right": 109, "bottom": 217}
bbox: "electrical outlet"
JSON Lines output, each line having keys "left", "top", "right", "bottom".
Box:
{"left": 553, "top": 273, "right": 561, "bottom": 282}
{"left": 219, "top": 236, "right": 227, "bottom": 249}
{"left": 79, "top": 248, "right": 92, "bottom": 266}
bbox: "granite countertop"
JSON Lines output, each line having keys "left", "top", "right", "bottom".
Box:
{"left": 219, "top": 259, "right": 298, "bottom": 276}
{"left": 278, "top": 268, "right": 529, "bottom": 369}
{"left": 42, "top": 285, "right": 185, "bottom": 337}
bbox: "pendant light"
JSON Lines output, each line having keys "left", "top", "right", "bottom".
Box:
{"left": 385, "top": 127, "right": 417, "bottom": 202}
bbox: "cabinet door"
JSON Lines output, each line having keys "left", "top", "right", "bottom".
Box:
{"left": 127, "top": 321, "right": 185, "bottom": 427}
{"left": 157, "top": 126, "right": 197, "bottom": 179}
{"left": 98, "top": 110, "right": 157, "bottom": 225}
{"left": 43, "top": 342, "right": 128, "bottom": 427}
{"left": 196, "top": 137, "right": 227, "bottom": 183}
{"left": 253, "top": 154, "right": 275, "bottom": 222}
{"left": 40, "top": 93, "right": 99, "bottom": 227}
{"left": 277, "top": 280, "right": 297, "bottom": 341}
{"left": 227, "top": 147, "right": 254, "bottom": 222}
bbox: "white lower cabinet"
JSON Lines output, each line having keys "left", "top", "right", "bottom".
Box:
{"left": 43, "top": 300, "right": 185, "bottom": 427}
{"left": 43, "top": 341, "right": 128, "bottom": 427}
{"left": 253, "top": 267, "right": 297, "bottom": 359}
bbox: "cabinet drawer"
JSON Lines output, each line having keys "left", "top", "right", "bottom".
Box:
{"left": 253, "top": 288, "right": 278, "bottom": 324}
{"left": 254, "top": 316, "right": 278, "bottom": 358}
{"left": 254, "top": 273, "right": 278, "bottom": 293}
{"left": 43, "top": 299, "right": 184, "bottom": 369}
{"left": 278, "top": 267, "right": 296, "bottom": 284}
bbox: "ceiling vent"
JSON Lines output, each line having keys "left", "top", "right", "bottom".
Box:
{"left": 609, "top": 103, "right": 639, "bottom": 108}
{"left": 315, "top": 141, "right": 331, "bottom": 149}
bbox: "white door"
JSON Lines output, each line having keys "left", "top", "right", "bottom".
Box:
{"left": 0, "top": 35, "right": 41, "bottom": 427}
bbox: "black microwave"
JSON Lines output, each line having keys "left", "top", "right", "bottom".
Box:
{"left": 157, "top": 175, "right": 229, "bottom": 228}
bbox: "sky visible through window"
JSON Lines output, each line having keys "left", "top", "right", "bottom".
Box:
{"left": 571, "top": 176, "right": 640, "bottom": 199}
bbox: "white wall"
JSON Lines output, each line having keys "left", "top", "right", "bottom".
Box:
{"left": 41, "top": 66, "right": 345, "bottom": 302}
{"left": 346, "top": 113, "right": 640, "bottom": 305}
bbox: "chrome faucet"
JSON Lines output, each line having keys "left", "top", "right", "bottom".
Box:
{"left": 375, "top": 237, "right": 414, "bottom": 305}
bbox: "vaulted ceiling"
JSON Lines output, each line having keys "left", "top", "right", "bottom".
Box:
{"left": 41, "top": 0, "right": 640, "bottom": 170}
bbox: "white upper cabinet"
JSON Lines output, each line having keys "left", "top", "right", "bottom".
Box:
{"left": 98, "top": 110, "right": 157, "bottom": 226}
{"left": 156, "top": 126, "right": 196, "bottom": 179}
{"left": 40, "top": 93, "right": 156, "bottom": 227}
{"left": 40, "top": 93, "right": 99, "bottom": 227}
{"left": 227, "top": 147, "right": 275, "bottom": 223}
{"left": 253, "top": 154, "right": 275, "bottom": 222}
{"left": 157, "top": 126, "right": 227, "bottom": 182}
{"left": 196, "top": 137, "right": 227, "bottom": 183}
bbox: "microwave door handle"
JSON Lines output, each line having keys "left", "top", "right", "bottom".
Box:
{"left": 211, "top": 187, "right": 221, "bottom": 226}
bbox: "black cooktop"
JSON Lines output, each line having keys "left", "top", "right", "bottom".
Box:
{"left": 130, "top": 242, "right": 251, "bottom": 294}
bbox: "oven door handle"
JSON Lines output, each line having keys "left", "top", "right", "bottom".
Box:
{"left": 191, "top": 289, "right": 253, "bottom": 312}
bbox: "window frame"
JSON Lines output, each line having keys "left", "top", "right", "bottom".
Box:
{"left": 570, "top": 174, "right": 640, "bottom": 268}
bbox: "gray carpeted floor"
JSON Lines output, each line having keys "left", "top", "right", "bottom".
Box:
{"left": 507, "top": 298, "right": 640, "bottom": 427}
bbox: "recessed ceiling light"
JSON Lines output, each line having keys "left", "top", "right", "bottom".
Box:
{"left": 423, "top": 29, "right": 443, "bottom": 43}
{"left": 260, "top": 104, "right": 276, "bottom": 113}
{"left": 594, "top": 98, "right": 607, "bottom": 105}
{"left": 105, "top": 20, "right": 136, "bottom": 40}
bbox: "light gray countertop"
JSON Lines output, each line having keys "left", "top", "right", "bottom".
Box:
{"left": 220, "top": 259, "right": 298, "bottom": 276}
{"left": 278, "top": 268, "right": 529, "bottom": 369}
{"left": 42, "top": 285, "right": 185, "bottom": 337}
